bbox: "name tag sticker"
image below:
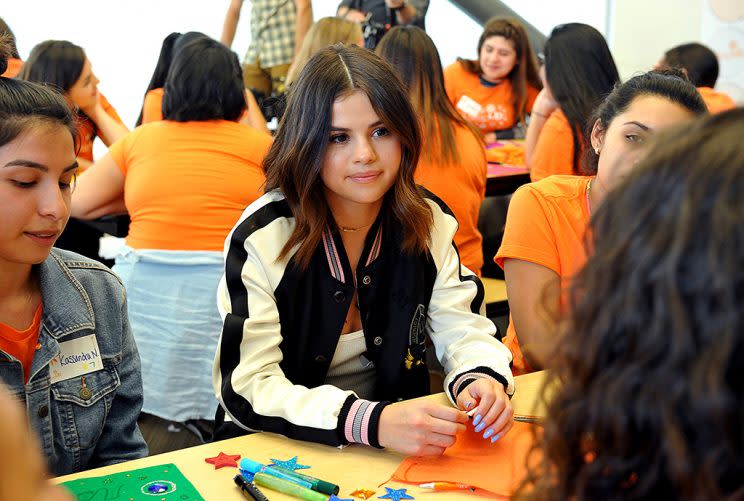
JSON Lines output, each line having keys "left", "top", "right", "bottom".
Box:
{"left": 456, "top": 95, "right": 483, "bottom": 118}
{"left": 49, "top": 335, "right": 103, "bottom": 384}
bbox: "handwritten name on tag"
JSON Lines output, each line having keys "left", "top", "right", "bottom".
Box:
{"left": 49, "top": 335, "right": 103, "bottom": 384}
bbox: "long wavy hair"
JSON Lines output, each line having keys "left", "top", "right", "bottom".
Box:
{"left": 376, "top": 26, "right": 482, "bottom": 165}
{"left": 459, "top": 17, "right": 542, "bottom": 126}
{"left": 544, "top": 23, "right": 619, "bottom": 174}
{"left": 264, "top": 43, "right": 432, "bottom": 271}
{"left": 519, "top": 108, "right": 744, "bottom": 500}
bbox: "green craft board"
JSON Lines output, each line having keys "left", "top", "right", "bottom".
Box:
{"left": 60, "top": 463, "right": 204, "bottom": 501}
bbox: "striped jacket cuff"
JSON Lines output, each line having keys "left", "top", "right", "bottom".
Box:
{"left": 448, "top": 366, "right": 512, "bottom": 400}
{"left": 338, "top": 395, "right": 390, "bottom": 449}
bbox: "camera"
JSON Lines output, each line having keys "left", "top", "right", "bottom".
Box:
{"left": 361, "top": 16, "right": 388, "bottom": 50}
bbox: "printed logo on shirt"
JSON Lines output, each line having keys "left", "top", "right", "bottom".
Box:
{"left": 456, "top": 95, "right": 511, "bottom": 131}
{"left": 49, "top": 334, "right": 103, "bottom": 384}
{"left": 405, "top": 304, "right": 427, "bottom": 370}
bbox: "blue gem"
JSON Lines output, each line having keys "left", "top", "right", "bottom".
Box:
{"left": 147, "top": 483, "right": 170, "bottom": 494}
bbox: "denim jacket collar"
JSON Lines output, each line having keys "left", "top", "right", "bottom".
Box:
{"left": 38, "top": 251, "right": 96, "bottom": 339}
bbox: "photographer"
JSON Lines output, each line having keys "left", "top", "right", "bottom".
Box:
{"left": 337, "top": 0, "right": 428, "bottom": 48}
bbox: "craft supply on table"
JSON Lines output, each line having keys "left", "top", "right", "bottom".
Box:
{"left": 235, "top": 473, "right": 271, "bottom": 501}
{"left": 59, "top": 463, "right": 203, "bottom": 500}
{"left": 254, "top": 472, "right": 328, "bottom": 501}
{"left": 205, "top": 451, "right": 242, "bottom": 469}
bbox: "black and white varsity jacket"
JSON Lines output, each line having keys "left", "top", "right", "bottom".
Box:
{"left": 213, "top": 189, "right": 514, "bottom": 449}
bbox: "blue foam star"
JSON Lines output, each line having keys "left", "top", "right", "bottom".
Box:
{"left": 269, "top": 456, "right": 311, "bottom": 471}
{"left": 378, "top": 488, "right": 414, "bottom": 501}
{"left": 329, "top": 495, "right": 354, "bottom": 501}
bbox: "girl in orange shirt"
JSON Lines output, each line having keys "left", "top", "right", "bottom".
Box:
{"left": 71, "top": 36, "right": 272, "bottom": 427}
{"left": 497, "top": 70, "right": 706, "bottom": 375}
{"left": 519, "top": 109, "right": 744, "bottom": 501}
{"left": 137, "top": 32, "right": 268, "bottom": 133}
{"left": 526, "top": 23, "right": 619, "bottom": 181}
{"left": 444, "top": 17, "right": 541, "bottom": 143}
{"left": 18, "top": 40, "right": 128, "bottom": 170}
{"left": 657, "top": 42, "right": 736, "bottom": 114}
{"left": 378, "top": 26, "right": 487, "bottom": 276}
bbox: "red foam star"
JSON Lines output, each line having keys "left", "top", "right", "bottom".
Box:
{"left": 204, "top": 452, "right": 241, "bottom": 469}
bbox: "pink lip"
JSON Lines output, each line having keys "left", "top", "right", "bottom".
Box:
{"left": 24, "top": 231, "right": 59, "bottom": 246}
{"left": 348, "top": 172, "right": 381, "bottom": 183}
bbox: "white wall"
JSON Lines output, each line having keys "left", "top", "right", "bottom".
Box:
{"left": 609, "top": 0, "right": 704, "bottom": 79}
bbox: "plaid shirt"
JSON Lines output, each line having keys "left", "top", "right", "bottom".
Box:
{"left": 244, "top": 0, "right": 296, "bottom": 68}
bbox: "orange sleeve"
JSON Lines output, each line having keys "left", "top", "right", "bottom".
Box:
{"left": 495, "top": 184, "right": 561, "bottom": 274}
{"left": 98, "top": 93, "right": 124, "bottom": 125}
{"left": 108, "top": 127, "right": 141, "bottom": 175}
{"left": 525, "top": 85, "right": 540, "bottom": 113}
{"left": 141, "top": 89, "right": 164, "bottom": 124}
{"left": 529, "top": 110, "right": 575, "bottom": 182}
{"left": 443, "top": 62, "right": 465, "bottom": 107}
{"left": 1, "top": 58, "right": 23, "bottom": 78}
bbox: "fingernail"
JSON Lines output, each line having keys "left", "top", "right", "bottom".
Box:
{"left": 483, "top": 428, "right": 494, "bottom": 439}
{"left": 464, "top": 401, "right": 472, "bottom": 410}
{"left": 474, "top": 422, "right": 486, "bottom": 433}
{"left": 472, "top": 414, "right": 482, "bottom": 427}
{"left": 491, "top": 432, "right": 503, "bottom": 443}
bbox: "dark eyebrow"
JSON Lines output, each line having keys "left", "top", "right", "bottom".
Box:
{"left": 623, "top": 121, "right": 650, "bottom": 131}
{"left": 3, "top": 160, "right": 79, "bottom": 173}
{"left": 330, "top": 120, "right": 385, "bottom": 132}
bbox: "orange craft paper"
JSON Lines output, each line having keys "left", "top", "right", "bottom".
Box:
{"left": 486, "top": 141, "right": 525, "bottom": 166}
{"left": 392, "top": 421, "right": 541, "bottom": 497}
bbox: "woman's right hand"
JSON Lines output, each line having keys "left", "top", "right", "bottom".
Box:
{"left": 378, "top": 399, "right": 467, "bottom": 456}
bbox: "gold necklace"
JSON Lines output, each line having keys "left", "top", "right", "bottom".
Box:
{"left": 340, "top": 221, "right": 374, "bottom": 233}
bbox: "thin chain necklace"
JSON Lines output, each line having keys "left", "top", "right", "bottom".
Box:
{"left": 340, "top": 221, "right": 374, "bottom": 233}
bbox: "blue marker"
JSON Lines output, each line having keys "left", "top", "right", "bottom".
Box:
{"left": 240, "top": 458, "right": 313, "bottom": 489}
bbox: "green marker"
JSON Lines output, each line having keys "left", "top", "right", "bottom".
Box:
{"left": 253, "top": 472, "right": 328, "bottom": 501}
{"left": 271, "top": 466, "right": 340, "bottom": 495}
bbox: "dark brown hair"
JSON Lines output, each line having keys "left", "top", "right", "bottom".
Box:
{"left": 518, "top": 108, "right": 744, "bottom": 500}
{"left": 264, "top": 43, "right": 432, "bottom": 270}
{"left": 583, "top": 68, "right": 707, "bottom": 174}
{"left": 459, "top": 17, "right": 542, "bottom": 125}
{"left": 377, "top": 26, "right": 482, "bottom": 165}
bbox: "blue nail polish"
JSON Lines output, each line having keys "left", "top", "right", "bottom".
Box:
{"left": 491, "top": 432, "right": 503, "bottom": 443}
{"left": 483, "top": 428, "right": 494, "bottom": 439}
{"left": 472, "top": 414, "right": 482, "bottom": 427}
{"left": 474, "top": 422, "right": 486, "bottom": 433}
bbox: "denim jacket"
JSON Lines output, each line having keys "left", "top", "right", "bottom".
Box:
{"left": 0, "top": 249, "right": 148, "bottom": 475}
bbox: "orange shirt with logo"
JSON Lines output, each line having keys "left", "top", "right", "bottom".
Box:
{"left": 444, "top": 61, "right": 539, "bottom": 134}
{"left": 529, "top": 109, "right": 577, "bottom": 182}
{"left": 698, "top": 86, "right": 736, "bottom": 114}
{"left": 495, "top": 175, "right": 591, "bottom": 374}
{"left": 77, "top": 94, "right": 125, "bottom": 164}
{"left": 0, "top": 305, "right": 43, "bottom": 383}
{"left": 109, "top": 120, "right": 271, "bottom": 252}
{"left": 415, "top": 122, "right": 487, "bottom": 275}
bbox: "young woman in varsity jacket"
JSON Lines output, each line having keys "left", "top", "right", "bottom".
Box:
{"left": 213, "top": 44, "right": 515, "bottom": 456}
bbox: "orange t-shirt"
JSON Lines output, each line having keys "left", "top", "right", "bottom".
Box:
{"left": 529, "top": 109, "right": 577, "bottom": 182}
{"left": 495, "top": 175, "right": 591, "bottom": 374}
{"left": 0, "top": 304, "right": 43, "bottom": 383}
{"left": 698, "top": 86, "right": 736, "bottom": 114}
{"left": 415, "top": 122, "right": 487, "bottom": 275}
{"left": 444, "top": 61, "right": 539, "bottom": 134}
{"left": 109, "top": 120, "right": 272, "bottom": 251}
{"left": 77, "top": 93, "right": 125, "bottom": 164}
{"left": 1, "top": 57, "right": 23, "bottom": 78}
{"left": 141, "top": 88, "right": 165, "bottom": 124}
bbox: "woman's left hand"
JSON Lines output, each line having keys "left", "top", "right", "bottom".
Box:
{"left": 455, "top": 378, "right": 513, "bottom": 443}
